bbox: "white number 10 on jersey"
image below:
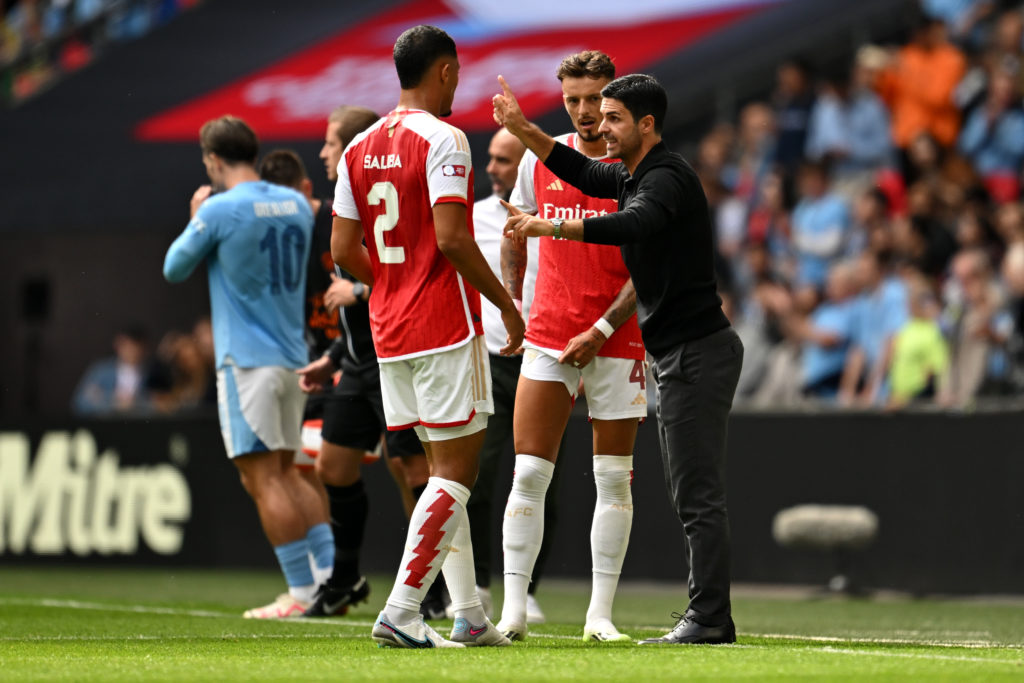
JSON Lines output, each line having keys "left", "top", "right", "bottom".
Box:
{"left": 367, "top": 181, "right": 405, "bottom": 264}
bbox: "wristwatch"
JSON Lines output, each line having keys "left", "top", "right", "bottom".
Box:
{"left": 352, "top": 282, "right": 366, "bottom": 302}
{"left": 551, "top": 217, "right": 564, "bottom": 240}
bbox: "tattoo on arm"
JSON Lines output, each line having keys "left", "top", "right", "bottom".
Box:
{"left": 602, "top": 278, "right": 637, "bottom": 330}
{"left": 500, "top": 235, "right": 528, "bottom": 300}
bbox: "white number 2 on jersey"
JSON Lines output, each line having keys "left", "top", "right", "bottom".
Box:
{"left": 367, "top": 181, "right": 405, "bottom": 265}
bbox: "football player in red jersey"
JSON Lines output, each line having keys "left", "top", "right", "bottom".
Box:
{"left": 331, "top": 25, "right": 524, "bottom": 649}
{"left": 496, "top": 50, "right": 644, "bottom": 644}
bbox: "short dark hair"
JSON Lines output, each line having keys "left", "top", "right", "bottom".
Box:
{"left": 556, "top": 50, "right": 615, "bottom": 82}
{"left": 199, "top": 116, "right": 259, "bottom": 165}
{"left": 600, "top": 74, "right": 667, "bottom": 134}
{"left": 393, "top": 25, "right": 457, "bottom": 89}
{"left": 328, "top": 105, "right": 380, "bottom": 148}
{"left": 258, "top": 149, "right": 307, "bottom": 191}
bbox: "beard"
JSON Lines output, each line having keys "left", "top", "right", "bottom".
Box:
{"left": 489, "top": 174, "right": 513, "bottom": 201}
{"left": 576, "top": 125, "right": 602, "bottom": 143}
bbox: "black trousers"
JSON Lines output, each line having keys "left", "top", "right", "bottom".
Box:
{"left": 467, "top": 353, "right": 565, "bottom": 590}
{"left": 650, "top": 325, "right": 743, "bottom": 626}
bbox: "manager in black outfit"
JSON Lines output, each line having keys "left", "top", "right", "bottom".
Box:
{"left": 494, "top": 73, "right": 743, "bottom": 645}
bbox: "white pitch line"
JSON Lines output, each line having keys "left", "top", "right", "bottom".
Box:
{"left": 4, "top": 598, "right": 1022, "bottom": 654}
{"left": 743, "top": 631, "right": 1024, "bottom": 650}
{"left": 0, "top": 597, "right": 230, "bottom": 619}
{"left": 0, "top": 633, "right": 365, "bottom": 642}
{"left": 812, "top": 645, "right": 1023, "bottom": 666}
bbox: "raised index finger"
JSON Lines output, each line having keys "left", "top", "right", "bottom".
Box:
{"left": 497, "top": 74, "right": 514, "bottom": 98}
{"left": 499, "top": 198, "right": 523, "bottom": 216}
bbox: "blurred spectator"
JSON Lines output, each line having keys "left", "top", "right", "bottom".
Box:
{"left": 724, "top": 102, "right": 776, "bottom": 201}
{"left": 888, "top": 274, "right": 950, "bottom": 406}
{"left": 941, "top": 248, "right": 1014, "bottom": 405}
{"left": 921, "top": 0, "right": 997, "bottom": 49}
{"left": 877, "top": 16, "right": 967, "bottom": 157}
{"left": 149, "top": 318, "right": 216, "bottom": 413}
{"left": 839, "top": 251, "right": 909, "bottom": 406}
{"left": 994, "top": 200, "right": 1024, "bottom": 243}
{"left": 772, "top": 58, "right": 816, "bottom": 178}
{"left": 851, "top": 187, "right": 893, "bottom": 257}
{"left": 745, "top": 169, "right": 794, "bottom": 276}
{"left": 953, "top": 205, "right": 1001, "bottom": 263}
{"left": 957, "top": 66, "right": 1024, "bottom": 202}
{"left": 791, "top": 160, "right": 852, "bottom": 293}
{"left": 957, "top": 7, "right": 1024, "bottom": 109}
{"left": 793, "top": 261, "right": 862, "bottom": 400}
{"left": 805, "top": 59, "right": 894, "bottom": 192}
{"left": 72, "top": 325, "right": 154, "bottom": 415}
{"left": 2, "top": 0, "right": 199, "bottom": 104}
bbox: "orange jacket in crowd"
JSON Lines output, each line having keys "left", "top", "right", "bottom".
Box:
{"left": 877, "top": 42, "right": 967, "bottom": 148}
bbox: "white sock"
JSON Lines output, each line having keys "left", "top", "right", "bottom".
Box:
{"left": 289, "top": 584, "right": 316, "bottom": 603}
{"left": 586, "top": 455, "right": 633, "bottom": 626}
{"left": 441, "top": 506, "right": 486, "bottom": 623}
{"left": 310, "top": 553, "right": 333, "bottom": 588}
{"left": 500, "top": 454, "right": 554, "bottom": 626}
{"left": 384, "top": 476, "right": 470, "bottom": 625}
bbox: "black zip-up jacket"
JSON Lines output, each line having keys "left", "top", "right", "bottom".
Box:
{"left": 543, "top": 140, "right": 728, "bottom": 357}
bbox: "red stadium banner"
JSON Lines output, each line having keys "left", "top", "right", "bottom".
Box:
{"left": 135, "top": 0, "right": 779, "bottom": 141}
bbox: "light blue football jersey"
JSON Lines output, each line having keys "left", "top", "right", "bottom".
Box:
{"left": 164, "top": 180, "right": 314, "bottom": 369}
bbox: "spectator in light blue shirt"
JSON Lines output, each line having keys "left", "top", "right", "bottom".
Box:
{"left": 805, "top": 66, "right": 894, "bottom": 182}
{"left": 840, "top": 251, "right": 909, "bottom": 405}
{"left": 958, "top": 67, "right": 1024, "bottom": 203}
{"left": 921, "top": 0, "right": 996, "bottom": 48}
{"left": 791, "top": 160, "right": 852, "bottom": 292}
{"left": 798, "top": 262, "right": 861, "bottom": 399}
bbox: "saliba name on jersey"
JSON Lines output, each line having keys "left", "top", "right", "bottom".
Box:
{"left": 363, "top": 154, "right": 402, "bottom": 170}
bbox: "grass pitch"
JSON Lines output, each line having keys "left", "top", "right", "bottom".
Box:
{"left": 2, "top": 567, "right": 1023, "bottom": 681}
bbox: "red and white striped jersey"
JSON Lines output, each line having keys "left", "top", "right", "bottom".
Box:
{"left": 334, "top": 109, "right": 482, "bottom": 361}
{"left": 511, "top": 133, "right": 645, "bottom": 360}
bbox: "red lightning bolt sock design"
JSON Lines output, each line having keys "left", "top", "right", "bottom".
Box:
{"left": 384, "top": 477, "right": 471, "bottom": 624}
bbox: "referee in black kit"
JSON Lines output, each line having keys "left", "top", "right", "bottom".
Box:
{"left": 493, "top": 73, "right": 743, "bottom": 645}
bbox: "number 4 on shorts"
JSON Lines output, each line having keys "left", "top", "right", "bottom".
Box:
{"left": 629, "top": 359, "right": 646, "bottom": 390}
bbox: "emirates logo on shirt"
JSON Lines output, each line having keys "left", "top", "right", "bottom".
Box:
{"left": 442, "top": 164, "right": 466, "bottom": 177}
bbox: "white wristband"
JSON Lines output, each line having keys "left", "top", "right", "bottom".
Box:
{"left": 593, "top": 317, "right": 615, "bottom": 339}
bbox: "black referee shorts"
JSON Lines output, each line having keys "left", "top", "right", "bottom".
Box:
{"left": 321, "top": 360, "right": 422, "bottom": 458}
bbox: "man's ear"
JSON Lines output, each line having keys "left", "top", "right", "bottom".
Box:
{"left": 301, "top": 177, "right": 314, "bottom": 199}
{"left": 439, "top": 60, "right": 452, "bottom": 85}
{"left": 639, "top": 114, "right": 656, "bottom": 136}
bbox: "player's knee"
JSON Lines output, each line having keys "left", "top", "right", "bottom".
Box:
{"left": 511, "top": 458, "right": 553, "bottom": 497}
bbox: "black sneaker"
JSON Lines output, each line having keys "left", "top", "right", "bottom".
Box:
{"left": 303, "top": 576, "right": 370, "bottom": 617}
{"left": 638, "top": 612, "right": 736, "bottom": 645}
{"left": 420, "top": 578, "right": 450, "bottom": 621}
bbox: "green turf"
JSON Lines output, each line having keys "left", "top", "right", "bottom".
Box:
{"left": 1, "top": 567, "right": 1022, "bottom": 681}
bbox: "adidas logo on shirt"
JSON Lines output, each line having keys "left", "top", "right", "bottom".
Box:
{"left": 546, "top": 179, "right": 564, "bottom": 191}
{"left": 631, "top": 392, "right": 647, "bottom": 406}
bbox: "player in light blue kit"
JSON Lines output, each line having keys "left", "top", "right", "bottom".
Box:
{"left": 163, "top": 116, "right": 334, "bottom": 618}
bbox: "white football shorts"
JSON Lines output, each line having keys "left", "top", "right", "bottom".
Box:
{"left": 520, "top": 343, "right": 648, "bottom": 420}
{"left": 216, "top": 360, "right": 306, "bottom": 459}
{"left": 379, "top": 335, "right": 492, "bottom": 442}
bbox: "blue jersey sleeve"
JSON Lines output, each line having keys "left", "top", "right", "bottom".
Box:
{"left": 163, "top": 200, "right": 224, "bottom": 282}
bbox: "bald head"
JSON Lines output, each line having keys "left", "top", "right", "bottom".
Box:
{"left": 486, "top": 128, "right": 526, "bottom": 200}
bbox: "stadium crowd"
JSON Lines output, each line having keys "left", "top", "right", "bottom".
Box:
{"left": 698, "top": 1, "right": 1024, "bottom": 409}
{"left": 0, "top": 0, "right": 200, "bottom": 103}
